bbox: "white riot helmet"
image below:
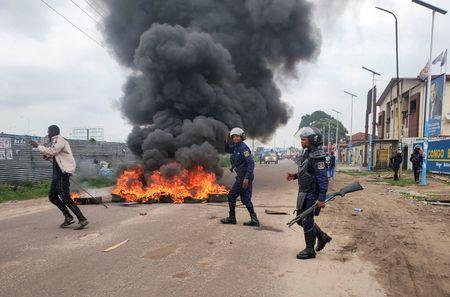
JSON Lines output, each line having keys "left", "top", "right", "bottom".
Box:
{"left": 230, "top": 127, "right": 246, "bottom": 140}
{"left": 294, "top": 126, "right": 323, "bottom": 147}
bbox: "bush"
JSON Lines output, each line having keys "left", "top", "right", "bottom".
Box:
{"left": 80, "top": 177, "right": 115, "bottom": 188}
{"left": 219, "top": 154, "right": 230, "bottom": 168}
{"left": 0, "top": 181, "right": 51, "bottom": 203}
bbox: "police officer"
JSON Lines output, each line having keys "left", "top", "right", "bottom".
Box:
{"left": 287, "top": 127, "right": 331, "bottom": 260}
{"left": 221, "top": 127, "right": 259, "bottom": 227}
{"left": 410, "top": 145, "right": 423, "bottom": 183}
{"left": 390, "top": 150, "right": 403, "bottom": 181}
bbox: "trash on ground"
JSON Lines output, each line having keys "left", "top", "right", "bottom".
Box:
{"left": 103, "top": 239, "right": 129, "bottom": 252}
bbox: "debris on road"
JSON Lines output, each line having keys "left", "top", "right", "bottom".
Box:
{"left": 354, "top": 208, "right": 363, "bottom": 212}
{"left": 139, "top": 212, "right": 147, "bottom": 216}
{"left": 120, "top": 202, "right": 139, "bottom": 207}
{"left": 426, "top": 201, "right": 450, "bottom": 207}
{"left": 103, "top": 239, "right": 129, "bottom": 252}
{"left": 264, "top": 209, "right": 289, "bottom": 215}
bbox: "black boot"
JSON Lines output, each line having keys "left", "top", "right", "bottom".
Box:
{"left": 220, "top": 211, "right": 237, "bottom": 224}
{"left": 243, "top": 212, "right": 260, "bottom": 227}
{"left": 297, "top": 230, "right": 316, "bottom": 260}
{"left": 314, "top": 224, "right": 332, "bottom": 252}
{"left": 60, "top": 215, "right": 75, "bottom": 228}
{"left": 74, "top": 218, "right": 89, "bottom": 230}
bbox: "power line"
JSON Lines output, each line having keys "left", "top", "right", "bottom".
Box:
{"left": 83, "top": 0, "right": 106, "bottom": 18}
{"left": 39, "top": 0, "right": 106, "bottom": 50}
{"left": 69, "top": 0, "right": 99, "bottom": 24}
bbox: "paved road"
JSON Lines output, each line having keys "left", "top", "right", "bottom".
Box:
{"left": 0, "top": 160, "right": 385, "bottom": 297}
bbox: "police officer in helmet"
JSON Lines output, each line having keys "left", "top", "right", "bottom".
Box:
{"left": 221, "top": 127, "right": 259, "bottom": 227}
{"left": 287, "top": 127, "right": 331, "bottom": 259}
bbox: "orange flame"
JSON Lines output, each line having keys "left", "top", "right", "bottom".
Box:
{"left": 71, "top": 192, "right": 81, "bottom": 199}
{"left": 112, "top": 164, "right": 227, "bottom": 203}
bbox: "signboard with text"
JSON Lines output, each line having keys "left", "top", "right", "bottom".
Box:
{"left": 414, "top": 138, "right": 450, "bottom": 174}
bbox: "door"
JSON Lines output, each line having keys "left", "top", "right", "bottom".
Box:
{"left": 408, "top": 93, "right": 420, "bottom": 137}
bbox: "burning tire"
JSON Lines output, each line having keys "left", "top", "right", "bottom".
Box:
{"left": 207, "top": 194, "right": 228, "bottom": 203}
{"left": 74, "top": 197, "right": 103, "bottom": 205}
{"left": 159, "top": 195, "right": 174, "bottom": 203}
{"left": 183, "top": 197, "right": 206, "bottom": 203}
{"left": 111, "top": 194, "right": 125, "bottom": 203}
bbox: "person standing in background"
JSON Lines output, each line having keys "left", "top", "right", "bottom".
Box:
{"left": 328, "top": 151, "right": 336, "bottom": 179}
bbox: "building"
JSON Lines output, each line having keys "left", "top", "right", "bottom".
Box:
{"left": 70, "top": 127, "right": 105, "bottom": 141}
{"left": 375, "top": 74, "right": 450, "bottom": 171}
{"left": 349, "top": 132, "right": 368, "bottom": 166}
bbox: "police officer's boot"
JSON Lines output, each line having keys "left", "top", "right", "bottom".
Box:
{"left": 314, "top": 224, "right": 332, "bottom": 252}
{"left": 243, "top": 212, "right": 260, "bottom": 227}
{"left": 60, "top": 215, "right": 75, "bottom": 228}
{"left": 220, "top": 210, "right": 237, "bottom": 224}
{"left": 297, "top": 231, "right": 316, "bottom": 260}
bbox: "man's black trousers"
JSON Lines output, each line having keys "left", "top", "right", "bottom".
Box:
{"left": 49, "top": 173, "right": 86, "bottom": 220}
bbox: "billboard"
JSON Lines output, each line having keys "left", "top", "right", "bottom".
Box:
{"left": 414, "top": 139, "right": 450, "bottom": 174}
{"left": 428, "top": 74, "right": 445, "bottom": 136}
{"left": 366, "top": 86, "right": 377, "bottom": 115}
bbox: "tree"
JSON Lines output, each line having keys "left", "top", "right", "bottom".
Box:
{"left": 298, "top": 111, "right": 348, "bottom": 144}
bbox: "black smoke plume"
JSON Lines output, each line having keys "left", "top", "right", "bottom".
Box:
{"left": 102, "top": 0, "right": 320, "bottom": 175}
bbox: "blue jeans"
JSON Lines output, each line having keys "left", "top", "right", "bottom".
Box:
{"left": 328, "top": 166, "right": 335, "bottom": 178}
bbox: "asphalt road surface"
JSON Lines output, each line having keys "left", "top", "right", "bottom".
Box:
{"left": 0, "top": 160, "right": 385, "bottom": 297}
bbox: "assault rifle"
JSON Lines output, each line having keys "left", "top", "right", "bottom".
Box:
{"left": 287, "top": 182, "right": 364, "bottom": 228}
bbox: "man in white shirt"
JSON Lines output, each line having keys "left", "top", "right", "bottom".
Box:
{"left": 30, "top": 125, "right": 89, "bottom": 230}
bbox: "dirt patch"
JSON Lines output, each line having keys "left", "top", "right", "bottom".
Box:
{"left": 328, "top": 174, "right": 450, "bottom": 297}
{"left": 143, "top": 244, "right": 179, "bottom": 260}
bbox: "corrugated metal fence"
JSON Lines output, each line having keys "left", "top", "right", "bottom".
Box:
{"left": 0, "top": 133, "right": 137, "bottom": 183}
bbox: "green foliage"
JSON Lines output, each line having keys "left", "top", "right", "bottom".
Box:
{"left": 299, "top": 110, "right": 348, "bottom": 142}
{"left": 340, "top": 170, "right": 372, "bottom": 177}
{"left": 384, "top": 179, "right": 416, "bottom": 187}
{"left": 80, "top": 177, "right": 115, "bottom": 188}
{"left": 288, "top": 146, "right": 300, "bottom": 153}
{"left": 400, "top": 192, "right": 426, "bottom": 201}
{"left": 0, "top": 181, "right": 51, "bottom": 203}
{"left": 219, "top": 154, "right": 230, "bottom": 168}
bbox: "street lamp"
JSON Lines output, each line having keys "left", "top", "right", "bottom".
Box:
{"left": 344, "top": 91, "right": 357, "bottom": 165}
{"left": 332, "top": 109, "right": 342, "bottom": 162}
{"left": 375, "top": 7, "right": 401, "bottom": 142}
{"left": 327, "top": 119, "right": 331, "bottom": 153}
{"left": 362, "top": 66, "right": 381, "bottom": 171}
{"left": 412, "top": 0, "right": 447, "bottom": 186}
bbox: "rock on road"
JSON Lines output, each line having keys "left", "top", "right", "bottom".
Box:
{"left": 0, "top": 160, "right": 385, "bottom": 297}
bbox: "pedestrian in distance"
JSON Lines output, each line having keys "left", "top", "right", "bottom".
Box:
{"left": 328, "top": 151, "right": 336, "bottom": 179}
{"left": 221, "top": 127, "right": 259, "bottom": 227}
{"left": 390, "top": 150, "right": 403, "bottom": 181}
{"left": 410, "top": 145, "right": 424, "bottom": 184}
{"left": 286, "top": 127, "right": 331, "bottom": 260}
{"left": 29, "top": 125, "right": 89, "bottom": 230}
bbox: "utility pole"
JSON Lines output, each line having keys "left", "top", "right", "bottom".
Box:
{"left": 412, "top": 0, "right": 447, "bottom": 185}
{"left": 332, "top": 109, "right": 342, "bottom": 162}
{"left": 362, "top": 66, "right": 381, "bottom": 171}
{"left": 344, "top": 91, "right": 357, "bottom": 165}
{"left": 376, "top": 6, "right": 402, "bottom": 177}
{"left": 327, "top": 120, "right": 331, "bottom": 153}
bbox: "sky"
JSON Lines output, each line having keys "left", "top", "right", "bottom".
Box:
{"left": 1, "top": 0, "right": 449, "bottom": 148}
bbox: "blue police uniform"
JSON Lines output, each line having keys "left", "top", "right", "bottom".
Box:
{"left": 293, "top": 147, "right": 330, "bottom": 258}
{"left": 224, "top": 141, "right": 255, "bottom": 215}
